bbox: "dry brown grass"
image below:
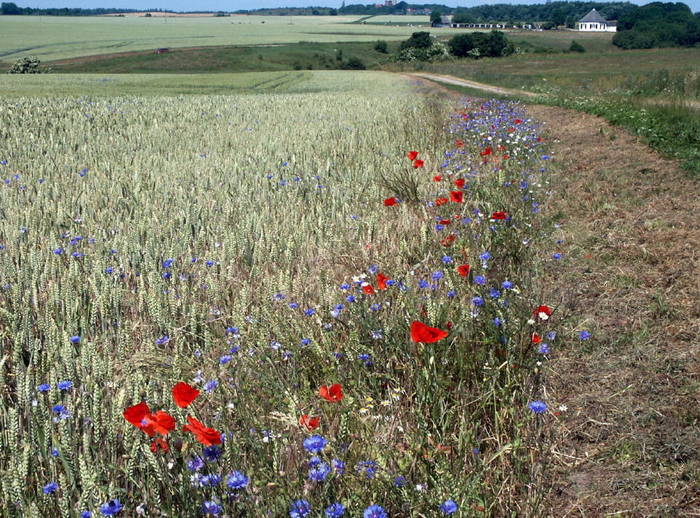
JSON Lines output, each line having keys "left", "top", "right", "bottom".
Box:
{"left": 529, "top": 104, "right": 700, "bottom": 517}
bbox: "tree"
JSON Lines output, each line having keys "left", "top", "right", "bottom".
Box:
{"left": 430, "top": 10, "right": 442, "bottom": 25}
{"left": 448, "top": 34, "right": 475, "bottom": 57}
{"left": 1, "top": 2, "right": 21, "bottom": 14}
{"left": 374, "top": 40, "right": 388, "bottom": 53}
{"left": 399, "top": 31, "right": 433, "bottom": 51}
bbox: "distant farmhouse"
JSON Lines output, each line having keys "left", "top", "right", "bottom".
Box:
{"left": 434, "top": 15, "right": 511, "bottom": 30}
{"left": 576, "top": 8, "right": 617, "bottom": 32}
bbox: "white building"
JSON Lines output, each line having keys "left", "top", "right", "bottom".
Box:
{"left": 576, "top": 9, "right": 617, "bottom": 32}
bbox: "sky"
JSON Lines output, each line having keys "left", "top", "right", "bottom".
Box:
{"left": 18, "top": 0, "right": 700, "bottom": 14}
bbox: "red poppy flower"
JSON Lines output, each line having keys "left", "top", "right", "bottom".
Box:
{"left": 362, "top": 283, "right": 375, "bottom": 295}
{"left": 384, "top": 197, "right": 399, "bottom": 207}
{"left": 182, "top": 416, "right": 222, "bottom": 446}
{"left": 410, "top": 321, "right": 448, "bottom": 343}
{"left": 479, "top": 147, "right": 492, "bottom": 157}
{"left": 455, "top": 139, "right": 464, "bottom": 148}
{"left": 534, "top": 305, "right": 553, "bottom": 320}
{"left": 438, "top": 219, "right": 452, "bottom": 226}
{"left": 124, "top": 402, "right": 150, "bottom": 429}
{"left": 413, "top": 159, "right": 425, "bottom": 169}
{"left": 502, "top": 154, "right": 510, "bottom": 160}
{"left": 531, "top": 333, "right": 542, "bottom": 345}
{"left": 433, "top": 175, "right": 442, "bottom": 182}
{"left": 449, "top": 191, "right": 464, "bottom": 203}
{"left": 440, "top": 234, "right": 456, "bottom": 247}
{"left": 407, "top": 151, "right": 419, "bottom": 161}
{"left": 435, "top": 197, "right": 449, "bottom": 206}
{"left": 507, "top": 127, "right": 516, "bottom": 133}
{"left": 150, "top": 437, "right": 169, "bottom": 453}
{"left": 457, "top": 264, "right": 471, "bottom": 277}
{"left": 172, "top": 382, "right": 200, "bottom": 408}
{"left": 299, "top": 414, "right": 320, "bottom": 431}
{"left": 490, "top": 211, "right": 508, "bottom": 220}
{"left": 514, "top": 118, "right": 523, "bottom": 124}
{"left": 376, "top": 273, "right": 389, "bottom": 290}
{"left": 454, "top": 178, "right": 465, "bottom": 189}
{"left": 142, "top": 410, "right": 176, "bottom": 437}
{"left": 319, "top": 384, "right": 343, "bottom": 403}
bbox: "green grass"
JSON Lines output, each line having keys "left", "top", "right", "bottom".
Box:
{"left": 45, "top": 41, "right": 400, "bottom": 74}
{"left": 0, "top": 15, "right": 471, "bottom": 63}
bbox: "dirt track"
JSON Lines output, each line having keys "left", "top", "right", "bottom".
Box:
{"left": 408, "top": 72, "right": 538, "bottom": 98}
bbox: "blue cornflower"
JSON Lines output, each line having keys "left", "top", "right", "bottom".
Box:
{"left": 346, "top": 295, "right": 356, "bottom": 303}
{"left": 308, "top": 461, "right": 331, "bottom": 482}
{"left": 304, "top": 308, "right": 315, "bottom": 316}
{"left": 51, "top": 447, "right": 59, "bottom": 457}
{"left": 435, "top": 224, "right": 445, "bottom": 232}
{"left": 219, "top": 355, "right": 232, "bottom": 365}
{"left": 546, "top": 331, "right": 557, "bottom": 341}
{"left": 394, "top": 475, "right": 408, "bottom": 487}
{"left": 472, "top": 296, "right": 485, "bottom": 307}
{"left": 502, "top": 280, "right": 513, "bottom": 290}
{"left": 370, "top": 303, "right": 382, "bottom": 312}
{"left": 155, "top": 335, "right": 169, "bottom": 345}
{"left": 274, "top": 292, "right": 286, "bottom": 300}
{"left": 37, "top": 383, "right": 51, "bottom": 393}
{"left": 440, "top": 499, "right": 458, "bottom": 515}
{"left": 71, "top": 251, "right": 84, "bottom": 259}
{"left": 418, "top": 279, "right": 430, "bottom": 289}
{"left": 332, "top": 458, "right": 345, "bottom": 475}
{"left": 480, "top": 251, "right": 492, "bottom": 261}
{"left": 99, "top": 499, "right": 123, "bottom": 516}
{"left": 447, "top": 290, "right": 457, "bottom": 298}
{"left": 579, "top": 330, "right": 591, "bottom": 341}
{"left": 204, "top": 380, "right": 218, "bottom": 393}
{"left": 538, "top": 343, "right": 550, "bottom": 354}
{"left": 104, "top": 266, "right": 114, "bottom": 274}
{"left": 53, "top": 248, "right": 64, "bottom": 255}
{"left": 203, "top": 445, "right": 222, "bottom": 462}
{"left": 288, "top": 302, "right": 299, "bottom": 310}
{"left": 43, "top": 481, "right": 59, "bottom": 494}
{"left": 81, "top": 511, "right": 92, "bottom": 518}
{"left": 201, "top": 500, "right": 222, "bottom": 516}
{"left": 69, "top": 336, "right": 81, "bottom": 344}
{"left": 289, "top": 499, "right": 311, "bottom": 518}
{"left": 339, "top": 283, "right": 350, "bottom": 291}
{"left": 489, "top": 288, "right": 501, "bottom": 299}
{"left": 325, "top": 503, "right": 346, "bottom": 517}
{"left": 206, "top": 260, "right": 215, "bottom": 267}
{"left": 162, "top": 258, "right": 174, "bottom": 268}
{"left": 552, "top": 253, "right": 562, "bottom": 260}
{"left": 161, "top": 271, "right": 171, "bottom": 280}
{"left": 226, "top": 470, "right": 249, "bottom": 490}
{"left": 493, "top": 317, "right": 502, "bottom": 327}
{"left": 225, "top": 326, "right": 239, "bottom": 335}
{"left": 474, "top": 275, "right": 486, "bottom": 285}
{"left": 187, "top": 456, "right": 205, "bottom": 472}
{"left": 57, "top": 380, "right": 73, "bottom": 391}
{"left": 368, "top": 264, "right": 378, "bottom": 274}
{"left": 432, "top": 271, "right": 444, "bottom": 281}
{"left": 441, "top": 255, "right": 453, "bottom": 264}
{"left": 363, "top": 505, "right": 388, "bottom": 518}
{"left": 356, "top": 460, "right": 378, "bottom": 479}
{"left": 200, "top": 474, "right": 222, "bottom": 487}
{"left": 52, "top": 405, "right": 71, "bottom": 419}
{"left": 303, "top": 435, "right": 327, "bottom": 454}
{"left": 528, "top": 400, "right": 548, "bottom": 414}
{"left": 300, "top": 338, "right": 311, "bottom": 346}
{"left": 308, "top": 456, "right": 322, "bottom": 468}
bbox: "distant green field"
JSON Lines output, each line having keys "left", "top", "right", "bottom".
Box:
{"left": 0, "top": 15, "right": 469, "bottom": 62}
{"left": 359, "top": 15, "right": 429, "bottom": 25}
{"left": 0, "top": 69, "right": 402, "bottom": 96}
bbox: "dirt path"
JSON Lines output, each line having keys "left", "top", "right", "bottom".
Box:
{"left": 408, "top": 72, "right": 538, "bottom": 98}
{"left": 530, "top": 105, "right": 700, "bottom": 517}
{"left": 412, "top": 75, "right": 700, "bottom": 516}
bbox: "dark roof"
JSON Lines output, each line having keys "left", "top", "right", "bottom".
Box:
{"left": 578, "top": 8, "right": 608, "bottom": 23}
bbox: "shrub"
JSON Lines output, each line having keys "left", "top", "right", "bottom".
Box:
{"left": 341, "top": 57, "right": 366, "bottom": 70}
{"left": 448, "top": 31, "right": 514, "bottom": 59}
{"left": 569, "top": 40, "right": 586, "bottom": 53}
{"left": 8, "top": 56, "right": 43, "bottom": 74}
{"left": 374, "top": 40, "right": 388, "bottom": 54}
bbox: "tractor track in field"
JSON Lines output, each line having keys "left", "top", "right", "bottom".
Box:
{"left": 412, "top": 74, "right": 700, "bottom": 517}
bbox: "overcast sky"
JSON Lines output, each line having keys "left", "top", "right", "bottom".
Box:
{"left": 19, "top": 0, "right": 700, "bottom": 14}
